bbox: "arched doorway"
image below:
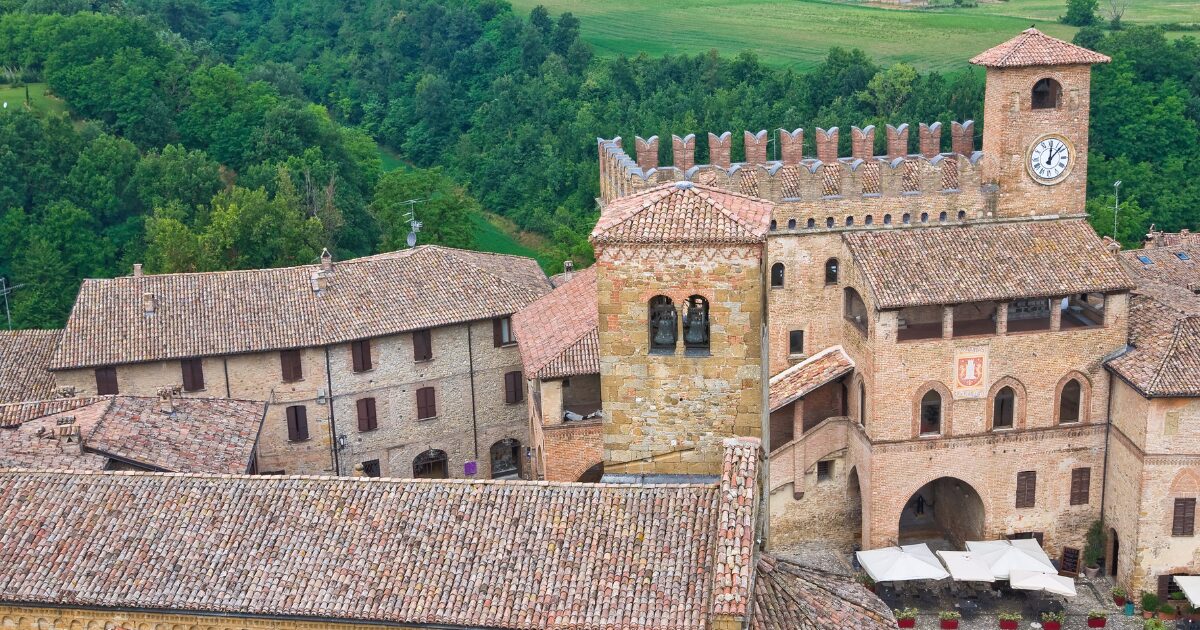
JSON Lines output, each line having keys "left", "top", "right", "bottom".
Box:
{"left": 847, "top": 467, "right": 864, "bottom": 548}
{"left": 898, "top": 477, "right": 985, "bottom": 550}
{"left": 413, "top": 449, "right": 448, "bottom": 479}
{"left": 490, "top": 438, "right": 521, "bottom": 479}
{"left": 577, "top": 462, "right": 603, "bottom": 483}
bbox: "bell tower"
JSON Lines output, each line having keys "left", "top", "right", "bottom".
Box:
{"left": 591, "top": 181, "right": 770, "bottom": 477}
{"left": 971, "top": 28, "right": 1110, "bottom": 218}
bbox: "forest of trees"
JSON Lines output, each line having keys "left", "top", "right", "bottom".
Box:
{"left": 0, "top": 0, "right": 1197, "bottom": 329}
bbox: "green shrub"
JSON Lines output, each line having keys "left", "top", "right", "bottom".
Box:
{"left": 1142, "top": 592, "right": 1161, "bottom": 612}
{"left": 939, "top": 611, "right": 962, "bottom": 620}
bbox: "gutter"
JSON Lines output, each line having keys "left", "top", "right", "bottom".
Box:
{"left": 467, "top": 324, "right": 479, "bottom": 461}
{"left": 324, "top": 346, "right": 340, "bottom": 476}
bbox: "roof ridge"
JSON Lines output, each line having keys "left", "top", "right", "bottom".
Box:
{"left": 692, "top": 187, "right": 772, "bottom": 239}
{"left": 529, "top": 324, "right": 599, "bottom": 375}
{"left": 768, "top": 345, "right": 846, "bottom": 385}
{"left": 433, "top": 246, "right": 549, "bottom": 291}
{"left": 591, "top": 185, "right": 676, "bottom": 239}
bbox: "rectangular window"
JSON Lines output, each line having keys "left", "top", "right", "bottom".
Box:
{"left": 788, "top": 330, "right": 805, "bottom": 355}
{"left": 280, "top": 349, "right": 303, "bottom": 382}
{"left": 416, "top": 387, "right": 437, "bottom": 420}
{"left": 1070, "top": 467, "right": 1091, "bottom": 506}
{"left": 1016, "top": 471, "right": 1037, "bottom": 508}
{"left": 1174, "top": 498, "right": 1196, "bottom": 537}
{"left": 351, "top": 339, "right": 372, "bottom": 372}
{"left": 356, "top": 397, "right": 378, "bottom": 432}
{"left": 286, "top": 405, "right": 309, "bottom": 442}
{"left": 493, "top": 316, "right": 516, "bottom": 346}
{"left": 413, "top": 329, "right": 433, "bottom": 362}
{"left": 361, "top": 459, "right": 381, "bottom": 478}
{"left": 181, "top": 358, "right": 205, "bottom": 392}
{"left": 504, "top": 371, "right": 524, "bottom": 404}
{"left": 816, "top": 460, "right": 832, "bottom": 482}
{"left": 95, "top": 366, "right": 118, "bottom": 395}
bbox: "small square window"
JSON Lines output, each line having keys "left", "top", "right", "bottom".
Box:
{"left": 788, "top": 330, "right": 804, "bottom": 355}
{"left": 816, "top": 460, "right": 832, "bottom": 482}
{"left": 1137, "top": 255, "right": 1153, "bottom": 265}
{"left": 1177, "top": 252, "right": 1192, "bottom": 261}
{"left": 361, "top": 459, "right": 381, "bottom": 478}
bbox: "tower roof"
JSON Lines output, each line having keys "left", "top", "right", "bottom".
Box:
{"left": 591, "top": 181, "right": 772, "bottom": 245}
{"left": 970, "top": 28, "right": 1111, "bottom": 68}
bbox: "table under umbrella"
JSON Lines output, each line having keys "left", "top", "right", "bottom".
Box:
{"left": 857, "top": 544, "right": 950, "bottom": 582}
{"left": 1010, "top": 570, "right": 1077, "bottom": 597}
{"left": 1176, "top": 576, "right": 1200, "bottom": 607}
{"left": 966, "top": 540, "right": 1057, "bottom": 580}
{"left": 937, "top": 550, "right": 996, "bottom": 582}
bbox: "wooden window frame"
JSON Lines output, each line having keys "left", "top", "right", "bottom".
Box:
{"left": 493, "top": 316, "right": 516, "bottom": 347}
{"left": 788, "top": 330, "right": 804, "bottom": 355}
{"left": 280, "top": 349, "right": 303, "bottom": 383}
{"left": 286, "top": 405, "right": 309, "bottom": 442}
{"left": 351, "top": 339, "right": 373, "bottom": 373}
{"left": 1070, "top": 467, "right": 1091, "bottom": 506}
{"left": 1173, "top": 498, "right": 1196, "bottom": 537}
{"left": 181, "top": 358, "right": 205, "bottom": 392}
{"left": 416, "top": 387, "right": 437, "bottom": 420}
{"left": 413, "top": 329, "right": 433, "bottom": 362}
{"left": 95, "top": 366, "right": 118, "bottom": 395}
{"left": 356, "top": 397, "right": 378, "bottom": 432}
{"left": 1016, "top": 471, "right": 1037, "bottom": 509}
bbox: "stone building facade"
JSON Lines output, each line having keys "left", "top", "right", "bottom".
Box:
{"left": 49, "top": 246, "right": 550, "bottom": 479}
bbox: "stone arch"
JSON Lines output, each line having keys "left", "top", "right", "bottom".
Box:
{"left": 1032, "top": 76, "right": 1063, "bottom": 110}
{"left": 847, "top": 466, "right": 864, "bottom": 547}
{"left": 1169, "top": 468, "right": 1200, "bottom": 496}
{"left": 851, "top": 373, "right": 870, "bottom": 428}
{"left": 577, "top": 461, "right": 604, "bottom": 483}
{"left": 489, "top": 437, "right": 522, "bottom": 479}
{"left": 771, "top": 262, "right": 785, "bottom": 288}
{"left": 986, "top": 376, "right": 1028, "bottom": 431}
{"left": 1053, "top": 370, "right": 1092, "bottom": 425}
{"left": 897, "top": 475, "right": 987, "bottom": 548}
{"left": 911, "top": 381, "right": 954, "bottom": 437}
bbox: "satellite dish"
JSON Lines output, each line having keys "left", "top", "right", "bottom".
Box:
{"left": 406, "top": 231, "right": 417, "bottom": 248}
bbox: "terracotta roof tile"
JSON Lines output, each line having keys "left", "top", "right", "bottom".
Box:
{"left": 712, "top": 437, "right": 762, "bottom": 618}
{"left": 0, "top": 396, "right": 107, "bottom": 428}
{"left": 970, "top": 28, "right": 1111, "bottom": 68}
{"left": 513, "top": 267, "right": 599, "bottom": 380}
{"left": 844, "top": 220, "right": 1133, "bottom": 309}
{"left": 51, "top": 246, "right": 550, "bottom": 369}
{"left": 0, "top": 396, "right": 265, "bottom": 473}
{"left": 751, "top": 554, "right": 894, "bottom": 630}
{"left": 769, "top": 347, "right": 855, "bottom": 412}
{"left": 0, "top": 330, "right": 61, "bottom": 403}
{"left": 592, "top": 182, "right": 772, "bottom": 245}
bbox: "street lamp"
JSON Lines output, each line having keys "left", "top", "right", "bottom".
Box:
{"left": 1112, "top": 180, "right": 1122, "bottom": 240}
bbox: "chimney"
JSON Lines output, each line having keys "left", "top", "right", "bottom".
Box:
{"left": 779, "top": 128, "right": 803, "bottom": 164}
{"left": 672, "top": 134, "right": 695, "bottom": 171}
{"left": 352, "top": 463, "right": 366, "bottom": 478}
{"left": 132, "top": 263, "right": 143, "bottom": 278}
{"left": 563, "top": 260, "right": 574, "bottom": 273}
{"left": 851, "top": 126, "right": 875, "bottom": 160}
{"left": 56, "top": 385, "right": 76, "bottom": 398}
{"left": 919, "top": 122, "right": 942, "bottom": 158}
{"left": 142, "top": 292, "right": 156, "bottom": 315}
{"left": 320, "top": 248, "right": 333, "bottom": 272}
{"left": 311, "top": 270, "right": 329, "bottom": 293}
{"left": 815, "top": 127, "right": 839, "bottom": 163}
{"left": 708, "top": 132, "right": 732, "bottom": 169}
{"left": 886, "top": 124, "right": 910, "bottom": 160}
{"left": 951, "top": 120, "right": 975, "bottom": 156}
{"left": 157, "top": 385, "right": 180, "bottom": 414}
{"left": 744, "top": 130, "right": 768, "bottom": 165}
{"left": 56, "top": 417, "right": 82, "bottom": 456}
{"left": 635, "top": 136, "right": 659, "bottom": 170}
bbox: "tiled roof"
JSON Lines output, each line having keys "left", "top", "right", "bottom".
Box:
{"left": 713, "top": 437, "right": 761, "bottom": 618}
{"left": 0, "top": 396, "right": 107, "bottom": 428}
{"left": 751, "top": 554, "right": 894, "bottom": 630}
{"left": 51, "top": 246, "right": 550, "bottom": 369}
{"left": 0, "top": 439, "right": 765, "bottom": 629}
{"left": 0, "top": 329, "right": 61, "bottom": 403}
{"left": 592, "top": 182, "right": 772, "bottom": 245}
{"left": 513, "top": 267, "right": 599, "bottom": 380}
{"left": 769, "top": 347, "right": 855, "bottom": 412}
{"left": 0, "top": 396, "right": 265, "bottom": 473}
{"left": 970, "top": 28, "right": 1111, "bottom": 68}
{"left": 1145, "top": 229, "right": 1200, "bottom": 249}
{"left": 844, "top": 220, "right": 1133, "bottom": 309}
{"left": 1108, "top": 246, "right": 1200, "bottom": 397}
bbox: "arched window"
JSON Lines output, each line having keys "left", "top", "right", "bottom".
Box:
{"left": 1059, "top": 379, "right": 1082, "bottom": 423}
{"left": 883, "top": 214, "right": 892, "bottom": 225}
{"left": 920, "top": 212, "right": 929, "bottom": 223}
{"left": 649, "top": 296, "right": 677, "bottom": 353}
{"left": 787, "top": 218, "right": 797, "bottom": 230}
{"left": 865, "top": 215, "right": 874, "bottom": 226}
{"left": 1032, "top": 78, "right": 1062, "bottom": 110}
{"left": 826, "top": 217, "right": 835, "bottom": 228}
{"left": 769, "top": 219, "right": 777, "bottom": 231}
{"left": 902, "top": 213, "right": 911, "bottom": 225}
{"left": 413, "top": 449, "right": 448, "bottom": 479}
{"left": 957, "top": 210, "right": 966, "bottom": 220}
{"left": 920, "top": 390, "right": 942, "bottom": 435}
{"left": 806, "top": 218, "right": 816, "bottom": 228}
{"left": 682, "top": 295, "right": 710, "bottom": 351}
{"left": 993, "top": 386, "right": 1015, "bottom": 430}
{"left": 938, "top": 211, "right": 948, "bottom": 222}
{"left": 825, "top": 258, "right": 840, "bottom": 285}
{"left": 844, "top": 287, "right": 867, "bottom": 334}
{"left": 771, "top": 263, "right": 785, "bottom": 288}
{"left": 845, "top": 216, "right": 854, "bottom": 226}
{"left": 490, "top": 438, "right": 521, "bottom": 479}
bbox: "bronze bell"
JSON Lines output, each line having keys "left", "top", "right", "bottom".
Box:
{"left": 684, "top": 301, "right": 708, "bottom": 345}
{"left": 653, "top": 308, "right": 676, "bottom": 346}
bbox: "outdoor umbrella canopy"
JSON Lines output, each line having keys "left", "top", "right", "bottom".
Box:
{"left": 1009, "top": 570, "right": 1077, "bottom": 597}
{"left": 856, "top": 544, "right": 950, "bottom": 582}
{"left": 1176, "top": 576, "right": 1200, "bottom": 607}
{"left": 966, "top": 540, "right": 1057, "bottom": 580}
{"left": 936, "top": 550, "right": 996, "bottom": 582}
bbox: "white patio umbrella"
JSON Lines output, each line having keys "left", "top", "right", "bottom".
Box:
{"left": 1010, "top": 570, "right": 1077, "bottom": 597}
{"left": 856, "top": 544, "right": 950, "bottom": 582}
{"left": 966, "top": 540, "right": 1057, "bottom": 580}
{"left": 936, "top": 550, "right": 996, "bottom": 582}
{"left": 1175, "top": 576, "right": 1200, "bottom": 607}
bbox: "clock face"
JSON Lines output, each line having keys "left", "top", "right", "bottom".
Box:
{"left": 1028, "top": 136, "right": 1071, "bottom": 184}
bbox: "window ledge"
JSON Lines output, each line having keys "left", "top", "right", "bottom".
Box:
{"left": 288, "top": 438, "right": 311, "bottom": 443}
{"left": 417, "top": 416, "right": 439, "bottom": 422}
{"left": 788, "top": 353, "right": 809, "bottom": 361}
{"left": 684, "top": 348, "right": 711, "bottom": 358}
{"left": 352, "top": 368, "right": 376, "bottom": 375}
{"left": 992, "top": 426, "right": 1015, "bottom": 432}
{"left": 282, "top": 379, "right": 305, "bottom": 384}
{"left": 649, "top": 348, "right": 676, "bottom": 356}
{"left": 499, "top": 342, "right": 518, "bottom": 348}
{"left": 414, "top": 358, "right": 433, "bottom": 364}
{"left": 771, "top": 285, "right": 785, "bottom": 290}
{"left": 919, "top": 432, "right": 942, "bottom": 439}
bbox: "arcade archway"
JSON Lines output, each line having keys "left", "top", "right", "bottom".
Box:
{"left": 898, "top": 477, "right": 985, "bottom": 550}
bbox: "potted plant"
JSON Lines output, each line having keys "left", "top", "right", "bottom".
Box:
{"left": 1040, "top": 611, "right": 1064, "bottom": 630}
{"left": 1169, "top": 590, "right": 1186, "bottom": 614}
{"left": 998, "top": 612, "right": 1022, "bottom": 629}
{"left": 1113, "top": 585, "right": 1127, "bottom": 606}
{"left": 1087, "top": 610, "right": 1109, "bottom": 628}
{"left": 1141, "top": 592, "right": 1160, "bottom": 619}
{"left": 939, "top": 610, "right": 961, "bottom": 629}
{"left": 858, "top": 573, "right": 876, "bottom": 593}
{"left": 894, "top": 607, "right": 918, "bottom": 628}
{"left": 1158, "top": 604, "right": 1178, "bottom": 620}
{"left": 1083, "top": 519, "right": 1105, "bottom": 577}
{"left": 1144, "top": 619, "right": 1168, "bottom": 630}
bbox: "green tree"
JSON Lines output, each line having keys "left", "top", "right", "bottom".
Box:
{"left": 1061, "top": 0, "right": 1099, "bottom": 26}
{"left": 201, "top": 170, "right": 325, "bottom": 270}
{"left": 370, "top": 167, "right": 474, "bottom": 251}
{"left": 65, "top": 133, "right": 140, "bottom": 226}
{"left": 129, "top": 144, "right": 224, "bottom": 218}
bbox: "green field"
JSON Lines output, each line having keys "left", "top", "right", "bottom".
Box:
{"left": 0, "top": 83, "right": 67, "bottom": 116}
{"left": 507, "top": 0, "right": 1200, "bottom": 71}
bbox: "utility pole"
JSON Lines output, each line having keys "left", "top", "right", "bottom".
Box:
{"left": 1112, "top": 180, "right": 1122, "bottom": 241}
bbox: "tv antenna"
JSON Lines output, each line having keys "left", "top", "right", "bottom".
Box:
{"left": 0, "top": 277, "right": 23, "bottom": 329}
{"left": 400, "top": 198, "right": 426, "bottom": 248}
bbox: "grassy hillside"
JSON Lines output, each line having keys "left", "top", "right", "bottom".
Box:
{"left": 0, "top": 83, "right": 67, "bottom": 116}
{"left": 506, "top": 0, "right": 1199, "bottom": 71}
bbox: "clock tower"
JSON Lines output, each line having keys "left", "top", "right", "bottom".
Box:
{"left": 971, "top": 28, "right": 1110, "bottom": 219}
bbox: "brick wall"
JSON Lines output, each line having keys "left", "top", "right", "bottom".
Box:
{"left": 542, "top": 419, "right": 603, "bottom": 481}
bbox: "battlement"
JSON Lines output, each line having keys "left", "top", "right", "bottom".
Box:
{"left": 598, "top": 122, "right": 989, "bottom": 209}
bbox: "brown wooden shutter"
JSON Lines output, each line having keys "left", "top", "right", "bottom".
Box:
{"left": 352, "top": 340, "right": 372, "bottom": 372}
{"left": 1158, "top": 574, "right": 1173, "bottom": 600}
{"left": 1174, "top": 498, "right": 1196, "bottom": 536}
{"left": 493, "top": 318, "right": 503, "bottom": 347}
{"left": 181, "top": 359, "right": 204, "bottom": 392}
{"left": 286, "top": 405, "right": 308, "bottom": 441}
{"left": 95, "top": 366, "right": 118, "bottom": 395}
{"left": 1070, "top": 468, "right": 1091, "bottom": 505}
{"left": 1016, "top": 471, "right": 1036, "bottom": 508}
{"left": 504, "top": 371, "right": 523, "bottom": 404}
{"left": 357, "top": 397, "right": 377, "bottom": 432}
{"left": 417, "top": 387, "right": 436, "bottom": 419}
{"left": 281, "top": 350, "right": 302, "bottom": 382}
{"left": 413, "top": 330, "right": 432, "bottom": 361}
